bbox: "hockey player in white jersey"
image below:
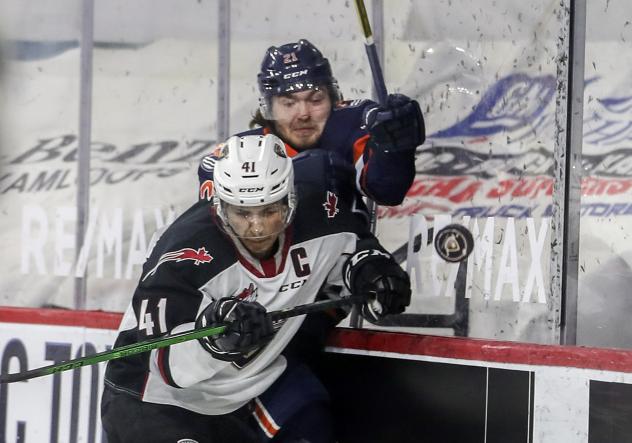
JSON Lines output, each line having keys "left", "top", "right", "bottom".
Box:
{"left": 101, "top": 134, "right": 411, "bottom": 442}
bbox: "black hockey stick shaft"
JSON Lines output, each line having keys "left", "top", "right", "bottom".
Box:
{"left": 353, "top": 0, "right": 387, "bottom": 238}
{"left": 0, "top": 296, "right": 363, "bottom": 384}
{"left": 354, "top": 0, "right": 388, "bottom": 105}
{"left": 351, "top": 0, "right": 386, "bottom": 327}
{"left": 269, "top": 295, "right": 363, "bottom": 322}
{"left": 354, "top": 1, "right": 475, "bottom": 266}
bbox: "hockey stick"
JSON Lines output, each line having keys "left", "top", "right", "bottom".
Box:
{"left": 352, "top": 0, "right": 386, "bottom": 249}
{"left": 353, "top": 2, "right": 475, "bottom": 263}
{"left": 0, "top": 295, "right": 363, "bottom": 384}
{"left": 351, "top": 0, "right": 392, "bottom": 327}
{"left": 354, "top": 0, "right": 388, "bottom": 105}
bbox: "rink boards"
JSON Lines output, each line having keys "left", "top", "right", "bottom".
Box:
{"left": 322, "top": 329, "right": 632, "bottom": 443}
{"left": 2, "top": 308, "right": 632, "bottom": 443}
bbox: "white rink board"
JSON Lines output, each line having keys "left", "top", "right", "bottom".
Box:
{"left": 3, "top": 315, "right": 632, "bottom": 442}
{"left": 0, "top": 322, "right": 117, "bottom": 443}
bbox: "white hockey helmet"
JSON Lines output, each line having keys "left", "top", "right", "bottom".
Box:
{"left": 213, "top": 134, "right": 296, "bottom": 229}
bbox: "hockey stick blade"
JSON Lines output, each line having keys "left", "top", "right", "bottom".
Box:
{"left": 0, "top": 296, "right": 362, "bottom": 384}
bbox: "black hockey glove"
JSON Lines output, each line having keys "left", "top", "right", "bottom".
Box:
{"left": 343, "top": 248, "right": 411, "bottom": 322}
{"left": 196, "top": 297, "right": 275, "bottom": 362}
{"left": 362, "top": 93, "right": 425, "bottom": 153}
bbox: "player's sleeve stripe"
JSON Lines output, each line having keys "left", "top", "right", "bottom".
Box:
{"left": 157, "top": 347, "right": 181, "bottom": 388}
{"left": 357, "top": 149, "right": 377, "bottom": 200}
{"left": 354, "top": 156, "right": 365, "bottom": 196}
{"left": 252, "top": 397, "right": 281, "bottom": 438}
{"left": 201, "top": 157, "right": 215, "bottom": 170}
{"left": 352, "top": 134, "right": 369, "bottom": 163}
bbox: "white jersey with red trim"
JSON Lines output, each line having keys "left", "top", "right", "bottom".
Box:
{"left": 104, "top": 180, "right": 378, "bottom": 415}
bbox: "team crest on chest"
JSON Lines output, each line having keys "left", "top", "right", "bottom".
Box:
{"left": 236, "top": 283, "right": 258, "bottom": 302}
{"left": 142, "top": 247, "right": 213, "bottom": 281}
{"left": 323, "top": 191, "right": 340, "bottom": 218}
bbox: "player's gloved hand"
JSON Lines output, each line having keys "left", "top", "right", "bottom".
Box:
{"left": 196, "top": 297, "right": 275, "bottom": 361}
{"left": 362, "top": 93, "right": 425, "bottom": 153}
{"left": 343, "top": 248, "right": 411, "bottom": 322}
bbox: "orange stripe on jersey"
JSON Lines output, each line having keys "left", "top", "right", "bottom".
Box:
{"left": 360, "top": 148, "right": 376, "bottom": 199}
{"left": 284, "top": 142, "right": 299, "bottom": 158}
{"left": 353, "top": 134, "right": 370, "bottom": 163}
{"left": 253, "top": 398, "right": 280, "bottom": 438}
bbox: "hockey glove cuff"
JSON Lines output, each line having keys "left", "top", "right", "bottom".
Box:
{"left": 343, "top": 248, "right": 412, "bottom": 322}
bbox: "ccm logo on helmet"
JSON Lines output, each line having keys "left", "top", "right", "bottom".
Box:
{"left": 239, "top": 187, "right": 264, "bottom": 192}
{"left": 283, "top": 69, "right": 308, "bottom": 79}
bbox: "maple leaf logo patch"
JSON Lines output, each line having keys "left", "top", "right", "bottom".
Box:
{"left": 323, "top": 191, "right": 340, "bottom": 218}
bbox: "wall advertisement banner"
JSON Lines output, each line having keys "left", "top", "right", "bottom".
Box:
{"left": 2, "top": 0, "right": 631, "bottom": 346}
{"left": 0, "top": 320, "right": 117, "bottom": 443}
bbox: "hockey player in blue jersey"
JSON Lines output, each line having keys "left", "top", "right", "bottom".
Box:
{"left": 198, "top": 39, "right": 425, "bottom": 207}
{"left": 102, "top": 134, "right": 411, "bottom": 442}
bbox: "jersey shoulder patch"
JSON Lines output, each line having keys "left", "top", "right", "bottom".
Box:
{"left": 200, "top": 155, "right": 215, "bottom": 173}
{"left": 199, "top": 143, "right": 228, "bottom": 173}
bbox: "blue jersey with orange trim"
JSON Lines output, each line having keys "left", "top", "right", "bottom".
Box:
{"left": 198, "top": 99, "right": 416, "bottom": 206}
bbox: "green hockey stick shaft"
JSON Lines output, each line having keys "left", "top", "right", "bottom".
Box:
{"left": 0, "top": 296, "right": 361, "bottom": 384}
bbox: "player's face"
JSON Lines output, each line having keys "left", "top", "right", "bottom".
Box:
{"left": 271, "top": 88, "right": 332, "bottom": 150}
{"left": 224, "top": 201, "right": 288, "bottom": 258}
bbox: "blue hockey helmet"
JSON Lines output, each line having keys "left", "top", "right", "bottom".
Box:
{"left": 257, "top": 39, "right": 341, "bottom": 119}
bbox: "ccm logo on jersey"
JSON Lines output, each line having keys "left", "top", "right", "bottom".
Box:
{"left": 323, "top": 191, "right": 340, "bottom": 218}
{"left": 283, "top": 69, "right": 308, "bottom": 79}
{"left": 142, "top": 247, "right": 213, "bottom": 281}
{"left": 279, "top": 279, "right": 307, "bottom": 292}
